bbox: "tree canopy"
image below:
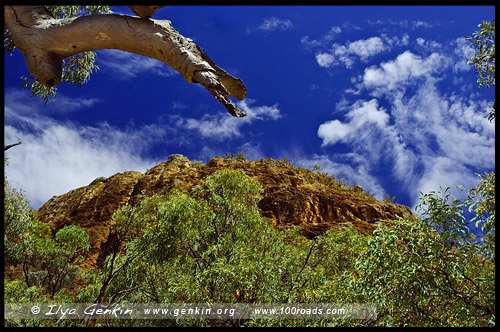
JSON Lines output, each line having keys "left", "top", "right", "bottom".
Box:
{"left": 467, "top": 19, "right": 495, "bottom": 122}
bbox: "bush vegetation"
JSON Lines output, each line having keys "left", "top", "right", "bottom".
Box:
{"left": 4, "top": 163, "right": 495, "bottom": 327}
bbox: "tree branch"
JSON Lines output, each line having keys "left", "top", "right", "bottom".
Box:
{"left": 128, "top": 6, "right": 166, "bottom": 19}
{"left": 4, "top": 6, "right": 247, "bottom": 117}
{"left": 4, "top": 142, "right": 22, "bottom": 151}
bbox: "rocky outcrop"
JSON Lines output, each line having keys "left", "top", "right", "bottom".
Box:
{"left": 37, "top": 155, "right": 412, "bottom": 266}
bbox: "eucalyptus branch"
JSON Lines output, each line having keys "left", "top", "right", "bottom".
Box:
{"left": 4, "top": 6, "right": 247, "bottom": 117}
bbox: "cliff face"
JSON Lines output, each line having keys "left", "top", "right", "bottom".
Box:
{"left": 37, "top": 155, "right": 412, "bottom": 266}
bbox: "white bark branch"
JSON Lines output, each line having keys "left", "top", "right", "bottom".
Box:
{"left": 128, "top": 6, "right": 166, "bottom": 19}
{"left": 4, "top": 6, "right": 247, "bottom": 117}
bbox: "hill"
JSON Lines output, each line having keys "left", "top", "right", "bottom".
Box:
{"left": 37, "top": 154, "right": 412, "bottom": 266}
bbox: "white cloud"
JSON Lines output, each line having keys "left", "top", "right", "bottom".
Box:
{"left": 401, "top": 34, "right": 410, "bottom": 45}
{"left": 4, "top": 91, "right": 283, "bottom": 210}
{"left": 412, "top": 20, "right": 433, "bottom": 29}
{"left": 367, "top": 19, "right": 435, "bottom": 30}
{"left": 342, "top": 22, "right": 362, "bottom": 31}
{"left": 361, "top": 51, "right": 446, "bottom": 93}
{"left": 380, "top": 33, "right": 410, "bottom": 48}
{"left": 3, "top": 89, "right": 172, "bottom": 210}
{"left": 317, "top": 47, "right": 495, "bottom": 209}
{"left": 97, "top": 49, "right": 178, "bottom": 79}
{"left": 236, "top": 142, "right": 266, "bottom": 161}
{"left": 317, "top": 119, "right": 351, "bottom": 145}
{"left": 316, "top": 36, "right": 389, "bottom": 68}
{"left": 5, "top": 88, "right": 101, "bottom": 119}
{"left": 415, "top": 37, "right": 443, "bottom": 53}
{"left": 173, "top": 99, "right": 281, "bottom": 140}
{"left": 109, "top": 6, "right": 131, "bottom": 15}
{"left": 324, "top": 26, "right": 342, "bottom": 41}
{"left": 170, "top": 100, "right": 188, "bottom": 110}
{"left": 301, "top": 36, "right": 322, "bottom": 48}
{"left": 453, "top": 37, "right": 475, "bottom": 73}
{"left": 315, "top": 53, "right": 335, "bottom": 67}
{"left": 375, "top": 19, "right": 409, "bottom": 29}
{"left": 257, "top": 17, "right": 293, "bottom": 31}
{"left": 304, "top": 28, "right": 410, "bottom": 70}
{"left": 318, "top": 99, "right": 389, "bottom": 146}
{"left": 4, "top": 119, "right": 159, "bottom": 210}
{"left": 413, "top": 156, "right": 479, "bottom": 208}
{"left": 301, "top": 25, "right": 342, "bottom": 48}
{"left": 348, "top": 37, "right": 386, "bottom": 60}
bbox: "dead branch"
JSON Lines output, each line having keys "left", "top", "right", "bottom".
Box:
{"left": 4, "top": 142, "right": 22, "bottom": 152}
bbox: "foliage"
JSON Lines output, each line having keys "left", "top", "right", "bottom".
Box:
{"left": 4, "top": 5, "right": 112, "bottom": 103}
{"left": 192, "top": 160, "right": 205, "bottom": 167}
{"left": 92, "top": 169, "right": 289, "bottom": 304}
{"left": 224, "top": 152, "right": 246, "bottom": 160}
{"left": 4, "top": 159, "right": 38, "bottom": 266}
{"left": 76, "top": 169, "right": 368, "bottom": 326}
{"left": 7, "top": 216, "right": 90, "bottom": 298}
{"left": 360, "top": 188, "right": 375, "bottom": 199}
{"left": 459, "top": 171, "right": 495, "bottom": 261}
{"left": 345, "top": 179, "right": 495, "bottom": 327}
{"left": 4, "top": 160, "right": 495, "bottom": 327}
{"left": 467, "top": 19, "right": 495, "bottom": 121}
{"left": 280, "top": 156, "right": 291, "bottom": 163}
{"left": 28, "top": 224, "right": 90, "bottom": 297}
{"left": 383, "top": 193, "right": 396, "bottom": 203}
{"left": 5, "top": 158, "right": 91, "bottom": 300}
{"left": 5, "top": 159, "right": 91, "bottom": 327}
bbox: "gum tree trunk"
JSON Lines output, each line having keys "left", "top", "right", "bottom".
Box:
{"left": 4, "top": 6, "right": 247, "bottom": 117}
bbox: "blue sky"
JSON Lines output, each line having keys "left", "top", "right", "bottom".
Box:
{"left": 4, "top": 6, "right": 495, "bottom": 212}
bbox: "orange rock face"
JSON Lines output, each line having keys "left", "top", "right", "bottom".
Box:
{"left": 37, "top": 155, "right": 412, "bottom": 266}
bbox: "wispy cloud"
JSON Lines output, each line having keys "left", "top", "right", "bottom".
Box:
{"left": 301, "top": 26, "right": 342, "bottom": 48}
{"left": 5, "top": 88, "right": 285, "bottom": 211}
{"left": 173, "top": 99, "right": 281, "bottom": 140}
{"left": 360, "top": 51, "right": 447, "bottom": 94}
{"left": 315, "top": 40, "right": 494, "bottom": 209}
{"left": 318, "top": 99, "right": 390, "bottom": 146}
{"left": 4, "top": 90, "right": 166, "bottom": 209}
{"left": 97, "top": 49, "right": 178, "bottom": 79}
{"left": 452, "top": 37, "right": 476, "bottom": 73}
{"left": 367, "top": 18, "right": 435, "bottom": 30}
{"left": 257, "top": 17, "right": 293, "bottom": 31}
{"left": 4, "top": 120, "right": 159, "bottom": 210}
{"left": 315, "top": 36, "right": 398, "bottom": 69}
{"left": 415, "top": 37, "right": 443, "bottom": 54}
{"left": 412, "top": 20, "right": 434, "bottom": 29}
{"left": 170, "top": 100, "right": 188, "bottom": 110}
{"left": 304, "top": 18, "right": 437, "bottom": 71}
{"left": 346, "top": 37, "right": 387, "bottom": 61}
{"left": 5, "top": 88, "right": 101, "bottom": 119}
{"left": 235, "top": 142, "right": 266, "bottom": 161}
